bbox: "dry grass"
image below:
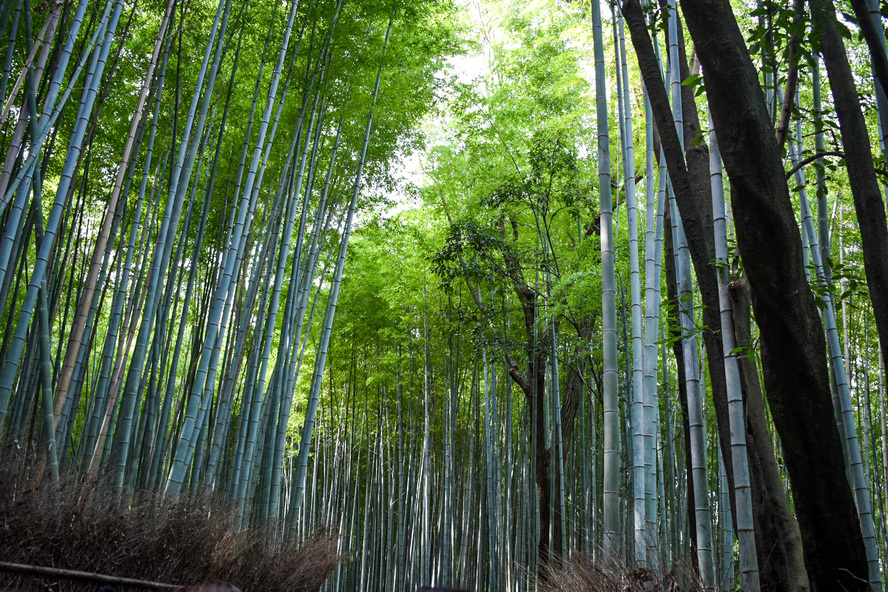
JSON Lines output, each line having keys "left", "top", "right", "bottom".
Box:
{"left": 542, "top": 554, "right": 704, "bottom": 592}
{"left": 0, "top": 451, "right": 342, "bottom": 591}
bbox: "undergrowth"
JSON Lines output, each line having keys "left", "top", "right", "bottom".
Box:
{"left": 542, "top": 554, "right": 704, "bottom": 592}
{"left": 0, "top": 450, "right": 342, "bottom": 591}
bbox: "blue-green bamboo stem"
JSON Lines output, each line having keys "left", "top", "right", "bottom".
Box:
{"left": 113, "top": 0, "right": 232, "bottom": 491}
{"left": 289, "top": 16, "right": 393, "bottom": 524}
{"left": 0, "top": 0, "right": 120, "bottom": 432}
{"left": 710, "top": 119, "right": 760, "bottom": 591}
{"left": 592, "top": 0, "right": 620, "bottom": 561}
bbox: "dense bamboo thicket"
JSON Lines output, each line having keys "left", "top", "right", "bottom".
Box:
{"left": 3, "top": 0, "right": 888, "bottom": 591}
{"left": 0, "top": 0, "right": 456, "bottom": 537}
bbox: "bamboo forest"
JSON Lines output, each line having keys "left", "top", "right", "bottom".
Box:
{"left": 4, "top": 0, "right": 888, "bottom": 590}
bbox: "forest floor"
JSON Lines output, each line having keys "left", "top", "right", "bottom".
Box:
{"left": 0, "top": 451, "right": 341, "bottom": 592}
{"left": 542, "top": 556, "right": 703, "bottom": 592}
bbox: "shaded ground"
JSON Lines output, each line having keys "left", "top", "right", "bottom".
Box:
{"left": 0, "top": 451, "right": 341, "bottom": 592}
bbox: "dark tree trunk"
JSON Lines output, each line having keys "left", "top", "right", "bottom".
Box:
{"left": 531, "top": 354, "right": 552, "bottom": 569}
{"left": 629, "top": 3, "right": 745, "bottom": 533}
{"left": 560, "top": 360, "right": 584, "bottom": 448}
{"left": 528, "top": 349, "right": 568, "bottom": 569}
{"left": 622, "top": 7, "right": 820, "bottom": 591}
{"left": 470, "top": 266, "right": 560, "bottom": 575}
{"left": 663, "top": 203, "right": 697, "bottom": 559}
{"left": 668, "top": 10, "right": 739, "bottom": 524}
{"left": 677, "top": 1, "right": 868, "bottom": 589}
{"left": 847, "top": 0, "right": 888, "bottom": 97}
{"left": 730, "top": 273, "right": 810, "bottom": 592}
{"left": 501, "top": 273, "right": 558, "bottom": 572}
{"left": 498, "top": 231, "right": 577, "bottom": 572}
{"left": 812, "top": 0, "right": 888, "bottom": 383}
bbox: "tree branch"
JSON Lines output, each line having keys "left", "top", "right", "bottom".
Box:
{"left": 463, "top": 275, "right": 530, "bottom": 395}
{"left": 775, "top": 0, "right": 806, "bottom": 149}
{"left": 0, "top": 560, "right": 176, "bottom": 590}
{"left": 784, "top": 150, "right": 845, "bottom": 178}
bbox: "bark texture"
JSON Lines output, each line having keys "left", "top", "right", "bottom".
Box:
{"left": 678, "top": 1, "right": 868, "bottom": 589}
{"left": 730, "top": 273, "right": 810, "bottom": 592}
{"left": 667, "top": 8, "right": 741, "bottom": 521}
{"left": 812, "top": 0, "right": 888, "bottom": 382}
{"left": 628, "top": 0, "right": 737, "bottom": 522}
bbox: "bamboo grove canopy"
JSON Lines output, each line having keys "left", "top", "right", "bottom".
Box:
{"left": 3, "top": 0, "right": 888, "bottom": 591}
